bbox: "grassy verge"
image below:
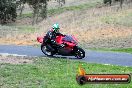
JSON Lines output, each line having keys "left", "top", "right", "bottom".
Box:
{"left": 90, "top": 48, "right": 132, "bottom": 54}
{"left": 0, "top": 57, "right": 132, "bottom": 88}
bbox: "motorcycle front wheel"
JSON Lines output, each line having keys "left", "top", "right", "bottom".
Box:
{"left": 75, "top": 47, "right": 85, "bottom": 59}
{"left": 41, "top": 44, "right": 54, "bottom": 56}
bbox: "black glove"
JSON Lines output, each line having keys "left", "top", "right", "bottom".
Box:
{"left": 59, "top": 44, "right": 65, "bottom": 48}
{"left": 51, "top": 40, "right": 56, "bottom": 44}
{"left": 61, "top": 34, "right": 66, "bottom": 36}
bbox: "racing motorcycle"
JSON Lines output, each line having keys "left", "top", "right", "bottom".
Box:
{"left": 37, "top": 34, "right": 85, "bottom": 59}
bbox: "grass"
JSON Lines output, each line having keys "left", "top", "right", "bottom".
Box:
{"left": 19, "top": 0, "right": 102, "bottom": 18}
{"left": 48, "top": 1, "right": 101, "bottom": 16}
{"left": 107, "top": 48, "right": 132, "bottom": 54}
{"left": 101, "top": 10, "right": 132, "bottom": 27}
{"left": 117, "top": 12, "right": 132, "bottom": 27}
{"left": 0, "top": 57, "right": 132, "bottom": 88}
{"left": 90, "top": 48, "right": 132, "bottom": 54}
{"left": 17, "top": 13, "right": 33, "bottom": 19}
{"left": 15, "top": 26, "right": 37, "bottom": 33}
{"left": 0, "top": 25, "right": 37, "bottom": 34}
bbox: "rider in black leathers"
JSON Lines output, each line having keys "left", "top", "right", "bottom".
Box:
{"left": 43, "top": 23, "right": 64, "bottom": 52}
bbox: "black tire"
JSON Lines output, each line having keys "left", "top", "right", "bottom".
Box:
{"left": 75, "top": 47, "right": 85, "bottom": 59}
{"left": 77, "top": 76, "right": 86, "bottom": 85}
{"left": 41, "top": 44, "right": 54, "bottom": 56}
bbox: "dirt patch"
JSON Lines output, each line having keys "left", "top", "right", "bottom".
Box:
{"left": 0, "top": 33, "right": 38, "bottom": 45}
{"left": 0, "top": 38, "right": 37, "bottom": 45}
{"left": 75, "top": 27, "right": 132, "bottom": 42}
{"left": 0, "top": 56, "right": 33, "bottom": 64}
{"left": 63, "top": 26, "right": 132, "bottom": 48}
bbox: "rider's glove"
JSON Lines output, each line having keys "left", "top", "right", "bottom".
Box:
{"left": 51, "top": 40, "right": 56, "bottom": 44}
{"left": 60, "top": 44, "right": 65, "bottom": 48}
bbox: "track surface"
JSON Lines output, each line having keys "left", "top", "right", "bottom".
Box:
{"left": 0, "top": 45, "right": 132, "bottom": 66}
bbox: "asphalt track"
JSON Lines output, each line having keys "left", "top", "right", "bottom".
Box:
{"left": 0, "top": 45, "right": 132, "bottom": 66}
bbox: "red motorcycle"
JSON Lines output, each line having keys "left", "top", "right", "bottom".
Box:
{"left": 37, "top": 35, "right": 85, "bottom": 59}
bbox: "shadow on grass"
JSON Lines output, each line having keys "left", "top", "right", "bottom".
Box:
{"left": 39, "top": 55, "right": 81, "bottom": 60}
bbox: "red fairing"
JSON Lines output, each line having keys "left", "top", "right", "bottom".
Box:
{"left": 55, "top": 36, "right": 64, "bottom": 44}
{"left": 37, "top": 36, "right": 43, "bottom": 43}
{"left": 65, "top": 42, "right": 76, "bottom": 48}
{"left": 56, "top": 35, "right": 77, "bottom": 48}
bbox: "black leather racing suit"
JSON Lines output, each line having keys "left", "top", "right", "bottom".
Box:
{"left": 43, "top": 29, "right": 63, "bottom": 52}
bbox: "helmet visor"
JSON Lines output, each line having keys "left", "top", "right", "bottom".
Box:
{"left": 54, "top": 28, "right": 59, "bottom": 33}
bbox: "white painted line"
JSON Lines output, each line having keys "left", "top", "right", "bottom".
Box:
{"left": 0, "top": 53, "right": 27, "bottom": 57}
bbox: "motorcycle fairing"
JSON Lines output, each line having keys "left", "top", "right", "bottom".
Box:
{"left": 56, "top": 35, "right": 77, "bottom": 48}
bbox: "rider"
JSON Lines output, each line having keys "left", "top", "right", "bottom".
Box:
{"left": 43, "top": 23, "right": 64, "bottom": 51}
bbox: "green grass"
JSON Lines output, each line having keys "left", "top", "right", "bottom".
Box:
{"left": 101, "top": 11, "right": 132, "bottom": 27}
{"left": 101, "top": 15, "right": 117, "bottom": 24}
{"left": 48, "top": 1, "right": 101, "bottom": 16}
{"left": 15, "top": 26, "right": 37, "bottom": 33}
{"left": 17, "top": 13, "right": 33, "bottom": 19}
{"left": 0, "top": 25, "right": 37, "bottom": 33}
{"left": 90, "top": 48, "right": 132, "bottom": 54}
{"left": 108, "top": 48, "right": 132, "bottom": 54}
{"left": 19, "top": 0, "right": 102, "bottom": 18}
{"left": 0, "top": 57, "right": 132, "bottom": 88}
{"left": 117, "top": 12, "right": 132, "bottom": 27}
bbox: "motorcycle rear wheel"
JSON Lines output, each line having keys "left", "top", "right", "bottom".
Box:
{"left": 41, "top": 44, "right": 54, "bottom": 56}
{"left": 75, "top": 47, "right": 85, "bottom": 59}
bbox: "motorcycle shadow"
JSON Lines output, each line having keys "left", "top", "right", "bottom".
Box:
{"left": 41, "top": 55, "right": 78, "bottom": 60}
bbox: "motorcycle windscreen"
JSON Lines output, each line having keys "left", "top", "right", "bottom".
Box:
{"left": 62, "top": 35, "right": 77, "bottom": 44}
